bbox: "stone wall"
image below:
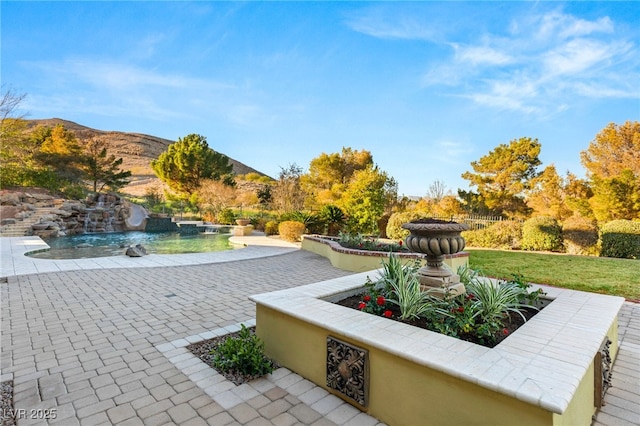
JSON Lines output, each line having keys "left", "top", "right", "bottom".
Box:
{"left": 0, "top": 191, "right": 149, "bottom": 237}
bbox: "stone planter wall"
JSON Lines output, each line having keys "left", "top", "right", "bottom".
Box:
{"left": 251, "top": 272, "right": 623, "bottom": 426}
{"left": 302, "top": 235, "right": 469, "bottom": 273}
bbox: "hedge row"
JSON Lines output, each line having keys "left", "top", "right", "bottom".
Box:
{"left": 460, "top": 217, "right": 638, "bottom": 259}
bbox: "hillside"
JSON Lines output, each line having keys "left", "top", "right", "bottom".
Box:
{"left": 27, "top": 119, "right": 271, "bottom": 196}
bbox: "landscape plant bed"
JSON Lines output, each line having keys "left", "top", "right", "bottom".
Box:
{"left": 252, "top": 268, "right": 625, "bottom": 426}
{"left": 186, "top": 326, "right": 278, "bottom": 386}
{"left": 1, "top": 380, "right": 15, "bottom": 426}
{"left": 335, "top": 293, "right": 543, "bottom": 348}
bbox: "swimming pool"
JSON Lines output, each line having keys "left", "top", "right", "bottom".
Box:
{"left": 27, "top": 231, "right": 235, "bottom": 259}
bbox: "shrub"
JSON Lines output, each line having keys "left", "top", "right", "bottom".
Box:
{"left": 386, "top": 211, "right": 427, "bottom": 240}
{"left": 600, "top": 220, "right": 640, "bottom": 259}
{"left": 280, "top": 211, "right": 322, "bottom": 234}
{"left": 264, "top": 220, "right": 279, "bottom": 236}
{"left": 521, "top": 216, "right": 564, "bottom": 252}
{"left": 462, "top": 220, "right": 522, "bottom": 249}
{"left": 211, "top": 325, "right": 274, "bottom": 377}
{"left": 251, "top": 217, "right": 268, "bottom": 232}
{"left": 318, "top": 205, "right": 345, "bottom": 236}
{"left": 217, "top": 209, "right": 236, "bottom": 225}
{"left": 278, "top": 221, "right": 306, "bottom": 242}
{"left": 562, "top": 216, "right": 599, "bottom": 255}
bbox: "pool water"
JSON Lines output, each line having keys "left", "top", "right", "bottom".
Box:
{"left": 27, "top": 231, "right": 235, "bottom": 259}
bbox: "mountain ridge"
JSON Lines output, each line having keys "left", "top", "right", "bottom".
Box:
{"left": 27, "top": 118, "right": 270, "bottom": 196}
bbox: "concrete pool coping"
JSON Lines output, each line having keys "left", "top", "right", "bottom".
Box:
{"left": 0, "top": 234, "right": 299, "bottom": 278}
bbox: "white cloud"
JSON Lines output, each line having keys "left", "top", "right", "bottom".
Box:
{"left": 453, "top": 44, "right": 515, "bottom": 66}
{"left": 532, "top": 10, "right": 614, "bottom": 41}
{"left": 344, "top": 7, "right": 440, "bottom": 42}
{"left": 422, "top": 9, "right": 638, "bottom": 115}
{"left": 542, "top": 39, "right": 625, "bottom": 76}
{"left": 28, "top": 59, "right": 234, "bottom": 92}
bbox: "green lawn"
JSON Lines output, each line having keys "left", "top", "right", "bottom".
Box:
{"left": 466, "top": 249, "right": 640, "bottom": 301}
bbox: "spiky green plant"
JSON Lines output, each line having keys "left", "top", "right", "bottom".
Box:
{"left": 466, "top": 279, "right": 531, "bottom": 323}
{"left": 379, "top": 255, "right": 433, "bottom": 320}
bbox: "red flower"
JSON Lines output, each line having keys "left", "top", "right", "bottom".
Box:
{"left": 363, "top": 295, "right": 371, "bottom": 302}
{"left": 376, "top": 296, "right": 386, "bottom": 306}
{"left": 466, "top": 293, "right": 475, "bottom": 300}
{"left": 398, "top": 240, "right": 403, "bottom": 246}
{"left": 383, "top": 310, "right": 392, "bottom": 318}
{"left": 502, "top": 328, "right": 509, "bottom": 335}
{"left": 358, "top": 302, "right": 366, "bottom": 310}
{"left": 457, "top": 307, "right": 465, "bottom": 313}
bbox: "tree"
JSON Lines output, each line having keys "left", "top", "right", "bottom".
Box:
{"left": 151, "top": 134, "right": 235, "bottom": 197}
{"left": 433, "top": 195, "right": 465, "bottom": 217}
{"left": 301, "top": 147, "right": 373, "bottom": 209}
{"left": 580, "top": 121, "right": 640, "bottom": 221}
{"left": 0, "top": 87, "right": 29, "bottom": 187}
{"left": 257, "top": 185, "right": 272, "bottom": 209}
{"left": 339, "top": 165, "right": 392, "bottom": 235}
{"left": 272, "top": 163, "right": 306, "bottom": 213}
{"left": 426, "top": 180, "right": 447, "bottom": 203}
{"left": 196, "top": 179, "right": 238, "bottom": 219}
{"left": 457, "top": 189, "right": 492, "bottom": 216}
{"left": 526, "top": 165, "right": 572, "bottom": 220}
{"left": 564, "top": 172, "right": 594, "bottom": 219}
{"left": 589, "top": 170, "right": 640, "bottom": 222}
{"left": 34, "top": 124, "right": 84, "bottom": 184}
{"left": 461, "top": 137, "right": 541, "bottom": 218}
{"left": 580, "top": 121, "right": 640, "bottom": 178}
{"left": 82, "top": 137, "right": 132, "bottom": 193}
{"left": 0, "top": 86, "right": 27, "bottom": 148}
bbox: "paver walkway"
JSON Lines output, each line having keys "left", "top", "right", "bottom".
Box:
{"left": 0, "top": 237, "right": 638, "bottom": 425}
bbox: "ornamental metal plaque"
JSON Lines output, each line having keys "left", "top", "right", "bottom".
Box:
{"left": 326, "top": 336, "right": 369, "bottom": 408}
{"left": 594, "top": 337, "right": 613, "bottom": 409}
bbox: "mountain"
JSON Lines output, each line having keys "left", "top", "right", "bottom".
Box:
{"left": 26, "top": 118, "right": 271, "bottom": 196}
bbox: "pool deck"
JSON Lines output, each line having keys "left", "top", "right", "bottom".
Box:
{"left": 0, "top": 234, "right": 300, "bottom": 278}
{"left": 1, "top": 235, "right": 638, "bottom": 425}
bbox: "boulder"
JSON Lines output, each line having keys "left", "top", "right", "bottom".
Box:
{"left": 125, "top": 244, "right": 147, "bottom": 257}
{"left": 0, "top": 193, "right": 21, "bottom": 206}
{"left": 50, "top": 209, "right": 73, "bottom": 218}
{"left": 27, "top": 193, "right": 54, "bottom": 201}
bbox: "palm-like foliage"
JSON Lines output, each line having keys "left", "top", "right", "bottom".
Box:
{"left": 379, "top": 255, "right": 433, "bottom": 320}
{"left": 466, "top": 278, "right": 531, "bottom": 323}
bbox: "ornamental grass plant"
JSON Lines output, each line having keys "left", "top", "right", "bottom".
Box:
{"left": 346, "top": 255, "right": 544, "bottom": 347}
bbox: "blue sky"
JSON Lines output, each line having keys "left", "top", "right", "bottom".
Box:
{"left": 3, "top": 1, "right": 639, "bottom": 196}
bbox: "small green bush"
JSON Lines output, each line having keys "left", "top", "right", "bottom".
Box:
{"left": 521, "top": 216, "right": 564, "bottom": 252}
{"left": 211, "top": 325, "right": 274, "bottom": 377}
{"left": 600, "top": 220, "right": 640, "bottom": 259}
{"left": 278, "top": 221, "right": 306, "bottom": 242}
{"left": 386, "top": 211, "right": 427, "bottom": 240}
{"left": 217, "top": 209, "right": 236, "bottom": 225}
{"left": 264, "top": 220, "right": 279, "bottom": 236}
{"left": 562, "top": 216, "right": 599, "bottom": 256}
{"left": 462, "top": 220, "right": 522, "bottom": 249}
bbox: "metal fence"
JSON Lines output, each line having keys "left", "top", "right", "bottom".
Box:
{"left": 429, "top": 215, "right": 519, "bottom": 231}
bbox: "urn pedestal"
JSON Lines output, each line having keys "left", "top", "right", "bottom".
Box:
{"left": 402, "top": 219, "right": 470, "bottom": 298}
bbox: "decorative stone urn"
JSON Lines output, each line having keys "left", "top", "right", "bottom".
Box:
{"left": 402, "top": 219, "right": 470, "bottom": 297}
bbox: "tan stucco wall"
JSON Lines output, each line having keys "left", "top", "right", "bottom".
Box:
{"left": 553, "top": 318, "right": 621, "bottom": 425}
{"left": 257, "top": 305, "right": 559, "bottom": 426}
{"left": 301, "top": 236, "right": 469, "bottom": 273}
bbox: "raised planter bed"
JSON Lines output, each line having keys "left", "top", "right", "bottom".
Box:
{"left": 302, "top": 235, "right": 469, "bottom": 272}
{"left": 251, "top": 272, "right": 624, "bottom": 426}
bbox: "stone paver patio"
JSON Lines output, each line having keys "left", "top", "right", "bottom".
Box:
{"left": 1, "top": 236, "right": 638, "bottom": 425}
